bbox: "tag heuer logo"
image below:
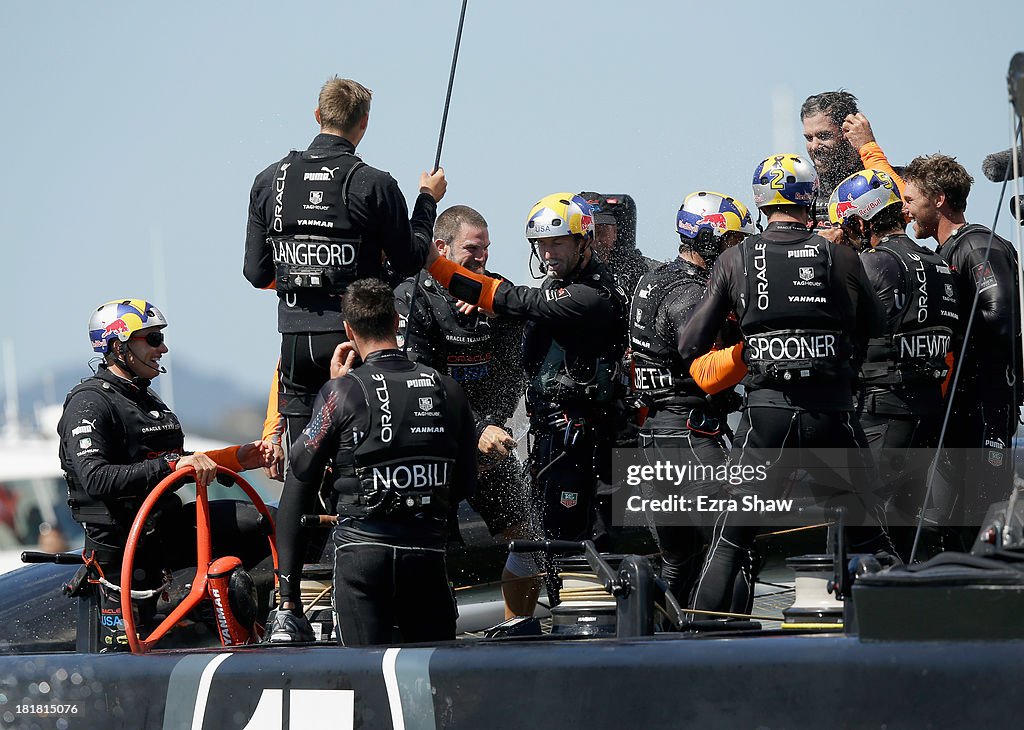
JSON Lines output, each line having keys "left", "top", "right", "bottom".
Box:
{"left": 798, "top": 267, "right": 814, "bottom": 281}
{"left": 418, "top": 397, "right": 433, "bottom": 411}
{"left": 945, "top": 283, "right": 954, "bottom": 297}
{"left": 988, "top": 450, "right": 1004, "bottom": 467}
{"left": 309, "top": 190, "right": 324, "bottom": 205}
{"left": 560, "top": 491, "right": 579, "bottom": 508}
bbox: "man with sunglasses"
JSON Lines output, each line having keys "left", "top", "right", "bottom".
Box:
{"left": 58, "top": 299, "right": 274, "bottom": 650}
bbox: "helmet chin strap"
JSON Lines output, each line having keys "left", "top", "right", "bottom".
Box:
{"left": 528, "top": 243, "right": 547, "bottom": 279}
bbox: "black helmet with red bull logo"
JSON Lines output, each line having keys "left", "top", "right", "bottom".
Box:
{"left": 88, "top": 299, "right": 168, "bottom": 354}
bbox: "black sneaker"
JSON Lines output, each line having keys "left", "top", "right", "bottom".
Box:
{"left": 267, "top": 608, "right": 315, "bottom": 643}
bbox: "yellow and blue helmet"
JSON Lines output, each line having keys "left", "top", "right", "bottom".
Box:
{"left": 828, "top": 169, "right": 902, "bottom": 226}
{"left": 525, "top": 193, "right": 595, "bottom": 242}
{"left": 88, "top": 299, "right": 168, "bottom": 354}
{"left": 676, "top": 191, "right": 754, "bottom": 240}
{"left": 735, "top": 199, "right": 757, "bottom": 235}
{"left": 751, "top": 153, "right": 818, "bottom": 208}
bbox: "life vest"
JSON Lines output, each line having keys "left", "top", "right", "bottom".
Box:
{"left": 62, "top": 377, "right": 183, "bottom": 528}
{"left": 629, "top": 259, "right": 706, "bottom": 408}
{"left": 266, "top": 150, "right": 365, "bottom": 294}
{"left": 861, "top": 236, "right": 959, "bottom": 384}
{"left": 338, "top": 363, "right": 455, "bottom": 522}
{"left": 419, "top": 276, "right": 499, "bottom": 388}
{"left": 526, "top": 267, "right": 627, "bottom": 410}
{"left": 740, "top": 235, "right": 852, "bottom": 385}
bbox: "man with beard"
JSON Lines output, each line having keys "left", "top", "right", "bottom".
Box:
{"left": 423, "top": 193, "right": 628, "bottom": 559}
{"left": 396, "top": 205, "right": 539, "bottom": 618}
{"left": 902, "top": 154, "right": 1022, "bottom": 526}
{"left": 828, "top": 169, "right": 959, "bottom": 557}
{"left": 801, "top": 91, "right": 901, "bottom": 229}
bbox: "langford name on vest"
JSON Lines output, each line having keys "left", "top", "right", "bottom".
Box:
{"left": 273, "top": 240, "right": 356, "bottom": 266}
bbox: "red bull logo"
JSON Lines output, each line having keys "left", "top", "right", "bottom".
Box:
{"left": 102, "top": 318, "right": 131, "bottom": 339}
{"left": 700, "top": 213, "right": 729, "bottom": 231}
{"left": 834, "top": 196, "right": 859, "bottom": 221}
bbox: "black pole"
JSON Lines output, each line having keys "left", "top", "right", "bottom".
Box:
{"left": 433, "top": 0, "right": 469, "bottom": 173}
{"left": 407, "top": 0, "right": 470, "bottom": 356}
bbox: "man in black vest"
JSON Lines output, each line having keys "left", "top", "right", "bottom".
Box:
{"left": 902, "top": 154, "right": 1023, "bottom": 525}
{"left": 59, "top": 299, "right": 273, "bottom": 650}
{"left": 423, "top": 193, "right": 628, "bottom": 553}
{"left": 630, "top": 191, "right": 751, "bottom": 606}
{"left": 269, "top": 279, "right": 477, "bottom": 646}
{"left": 395, "top": 205, "right": 539, "bottom": 618}
{"left": 678, "top": 154, "right": 885, "bottom": 612}
{"left": 828, "top": 169, "right": 960, "bottom": 551}
{"left": 243, "top": 76, "right": 447, "bottom": 450}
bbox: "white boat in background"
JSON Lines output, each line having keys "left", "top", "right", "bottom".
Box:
{"left": 0, "top": 403, "right": 281, "bottom": 575}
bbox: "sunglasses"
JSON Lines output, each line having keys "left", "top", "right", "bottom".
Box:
{"left": 131, "top": 331, "right": 165, "bottom": 347}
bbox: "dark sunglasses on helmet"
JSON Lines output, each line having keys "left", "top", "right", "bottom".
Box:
{"left": 131, "top": 331, "right": 165, "bottom": 347}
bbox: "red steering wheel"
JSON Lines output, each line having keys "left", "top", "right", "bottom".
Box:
{"left": 121, "top": 466, "right": 278, "bottom": 654}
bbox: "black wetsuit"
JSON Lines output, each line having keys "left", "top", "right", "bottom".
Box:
{"left": 395, "top": 272, "right": 531, "bottom": 537}
{"left": 609, "top": 247, "right": 657, "bottom": 305}
{"left": 243, "top": 133, "right": 436, "bottom": 440}
{"left": 678, "top": 222, "right": 885, "bottom": 612}
{"left": 58, "top": 366, "right": 270, "bottom": 649}
{"left": 629, "top": 257, "right": 738, "bottom": 606}
{"left": 486, "top": 256, "right": 628, "bottom": 545}
{"left": 938, "top": 224, "right": 1022, "bottom": 522}
{"left": 275, "top": 349, "right": 477, "bottom": 645}
{"left": 591, "top": 244, "right": 657, "bottom": 549}
{"left": 858, "top": 234, "right": 959, "bottom": 539}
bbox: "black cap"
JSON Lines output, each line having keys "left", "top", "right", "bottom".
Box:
{"left": 578, "top": 191, "right": 618, "bottom": 225}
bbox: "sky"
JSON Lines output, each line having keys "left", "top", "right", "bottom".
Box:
{"left": 3, "top": 0, "right": 1024, "bottom": 404}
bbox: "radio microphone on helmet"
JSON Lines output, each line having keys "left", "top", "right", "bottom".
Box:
{"left": 982, "top": 148, "right": 1024, "bottom": 182}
